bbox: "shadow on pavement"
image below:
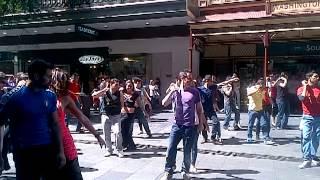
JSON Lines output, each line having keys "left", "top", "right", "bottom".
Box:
{"left": 80, "top": 167, "right": 99, "bottom": 172}
{"left": 133, "top": 133, "right": 170, "bottom": 140}
{"left": 272, "top": 137, "right": 301, "bottom": 145}
{"left": 123, "top": 144, "right": 167, "bottom": 159}
{"left": 124, "top": 153, "right": 165, "bottom": 159}
{"left": 194, "top": 169, "right": 259, "bottom": 180}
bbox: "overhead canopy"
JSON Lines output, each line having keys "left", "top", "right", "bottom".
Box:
{"left": 190, "top": 10, "right": 320, "bottom": 37}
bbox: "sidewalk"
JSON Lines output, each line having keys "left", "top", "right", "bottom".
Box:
{"left": 1, "top": 112, "right": 320, "bottom": 180}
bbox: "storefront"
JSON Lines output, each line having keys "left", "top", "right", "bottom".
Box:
{"left": 18, "top": 48, "right": 152, "bottom": 93}
{"left": 190, "top": 0, "right": 320, "bottom": 112}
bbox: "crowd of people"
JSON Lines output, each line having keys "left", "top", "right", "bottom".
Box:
{"left": 0, "top": 60, "right": 318, "bottom": 180}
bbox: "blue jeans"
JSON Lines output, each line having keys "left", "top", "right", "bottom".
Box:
{"left": 301, "top": 115, "right": 320, "bottom": 161}
{"left": 223, "top": 102, "right": 240, "bottom": 128}
{"left": 207, "top": 111, "right": 221, "bottom": 140}
{"left": 276, "top": 100, "right": 290, "bottom": 129}
{"left": 165, "top": 124, "right": 196, "bottom": 174}
{"left": 202, "top": 111, "right": 220, "bottom": 140}
{"left": 191, "top": 129, "right": 199, "bottom": 166}
{"left": 248, "top": 110, "right": 269, "bottom": 140}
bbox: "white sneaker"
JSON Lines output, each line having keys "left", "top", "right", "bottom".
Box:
{"left": 189, "top": 165, "right": 197, "bottom": 173}
{"left": 181, "top": 172, "right": 191, "bottom": 180}
{"left": 299, "top": 161, "right": 311, "bottom": 169}
{"left": 159, "top": 172, "right": 172, "bottom": 180}
{"left": 264, "top": 140, "right": 275, "bottom": 145}
{"left": 117, "top": 150, "right": 125, "bottom": 158}
{"left": 104, "top": 151, "right": 112, "bottom": 157}
{"left": 311, "top": 159, "right": 320, "bottom": 166}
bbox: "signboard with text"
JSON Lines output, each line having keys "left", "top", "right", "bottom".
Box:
{"left": 257, "top": 41, "right": 320, "bottom": 56}
{"left": 75, "top": 24, "right": 99, "bottom": 37}
{"left": 268, "top": 0, "right": 320, "bottom": 15}
{"left": 79, "top": 55, "right": 104, "bottom": 64}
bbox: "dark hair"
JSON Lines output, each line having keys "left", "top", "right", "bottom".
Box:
{"left": 28, "top": 60, "right": 53, "bottom": 81}
{"left": 110, "top": 78, "right": 120, "bottom": 85}
{"left": 132, "top": 77, "right": 142, "bottom": 83}
{"left": 256, "top": 78, "right": 264, "bottom": 85}
{"left": 51, "top": 68, "right": 69, "bottom": 96}
{"left": 123, "top": 80, "right": 134, "bottom": 92}
{"left": 306, "top": 70, "right": 318, "bottom": 80}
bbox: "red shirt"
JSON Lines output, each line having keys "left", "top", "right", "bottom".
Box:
{"left": 57, "top": 100, "right": 78, "bottom": 161}
{"left": 68, "top": 80, "right": 80, "bottom": 102}
{"left": 297, "top": 86, "right": 320, "bottom": 116}
{"left": 263, "top": 87, "right": 271, "bottom": 106}
{"left": 270, "top": 86, "right": 277, "bottom": 99}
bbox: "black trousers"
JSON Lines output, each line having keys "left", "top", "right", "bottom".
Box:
{"left": 121, "top": 113, "right": 136, "bottom": 149}
{"left": 58, "top": 158, "right": 83, "bottom": 180}
{"left": 13, "top": 144, "right": 59, "bottom": 180}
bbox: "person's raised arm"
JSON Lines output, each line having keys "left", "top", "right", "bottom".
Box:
{"left": 297, "top": 81, "right": 308, "bottom": 101}
{"left": 92, "top": 86, "right": 109, "bottom": 98}
{"left": 64, "top": 96, "right": 106, "bottom": 148}
{"left": 279, "top": 77, "right": 288, "bottom": 88}
{"left": 162, "top": 90, "right": 175, "bottom": 107}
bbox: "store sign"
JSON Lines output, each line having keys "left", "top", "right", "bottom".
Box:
{"left": 79, "top": 55, "right": 104, "bottom": 64}
{"left": 75, "top": 25, "right": 99, "bottom": 37}
{"left": 269, "top": 0, "right": 320, "bottom": 15}
{"left": 257, "top": 41, "right": 320, "bottom": 56}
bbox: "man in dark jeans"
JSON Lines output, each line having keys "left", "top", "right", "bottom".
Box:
{"left": 275, "top": 73, "right": 290, "bottom": 129}
{"left": 160, "top": 71, "right": 203, "bottom": 180}
{"left": 221, "top": 77, "right": 241, "bottom": 131}
{"left": 133, "top": 77, "right": 152, "bottom": 138}
{"left": 198, "top": 75, "right": 221, "bottom": 144}
{"left": 0, "top": 60, "right": 65, "bottom": 179}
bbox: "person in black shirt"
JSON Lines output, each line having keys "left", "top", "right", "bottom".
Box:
{"left": 132, "top": 77, "right": 152, "bottom": 137}
{"left": 92, "top": 79, "right": 124, "bottom": 158}
{"left": 121, "top": 80, "right": 146, "bottom": 151}
{"left": 274, "top": 72, "right": 290, "bottom": 129}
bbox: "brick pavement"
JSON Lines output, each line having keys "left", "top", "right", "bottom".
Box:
{"left": 1, "top": 111, "right": 320, "bottom": 180}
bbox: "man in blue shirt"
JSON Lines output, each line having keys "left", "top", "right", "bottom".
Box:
{"left": 0, "top": 60, "right": 65, "bottom": 179}
{"left": 198, "top": 75, "right": 221, "bottom": 144}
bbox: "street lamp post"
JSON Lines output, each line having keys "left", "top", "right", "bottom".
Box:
{"left": 188, "top": 28, "right": 193, "bottom": 72}
{"left": 259, "top": 30, "right": 275, "bottom": 81}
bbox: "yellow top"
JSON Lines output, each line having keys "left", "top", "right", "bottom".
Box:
{"left": 247, "top": 86, "right": 264, "bottom": 111}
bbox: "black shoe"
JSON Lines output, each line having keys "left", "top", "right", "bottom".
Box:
{"left": 4, "top": 161, "right": 10, "bottom": 171}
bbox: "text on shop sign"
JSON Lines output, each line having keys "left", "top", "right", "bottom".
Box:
{"left": 75, "top": 25, "right": 99, "bottom": 36}
{"left": 270, "top": 0, "right": 320, "bottom": 14}
{"left": 79, "top": 55, "right": 104, "bottom": 64}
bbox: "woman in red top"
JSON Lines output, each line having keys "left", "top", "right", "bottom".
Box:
{"left": 51, "top": 68, "right": 106, "bottom": 180}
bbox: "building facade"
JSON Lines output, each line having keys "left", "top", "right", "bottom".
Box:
{"left": 0, "top": 0, "right": 198, "bottom": 95}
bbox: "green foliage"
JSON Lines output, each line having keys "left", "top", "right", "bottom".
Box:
{"left": 0, "top": 0, "right": 24, "bottom": 16}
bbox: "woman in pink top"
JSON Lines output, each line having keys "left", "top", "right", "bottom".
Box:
{"left": 51, "top": 68, "right": 106, "bottom": 180}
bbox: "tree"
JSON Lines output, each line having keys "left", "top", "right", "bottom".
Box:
{"left": 0, "top": 0, "right": 24, "bottom": 16}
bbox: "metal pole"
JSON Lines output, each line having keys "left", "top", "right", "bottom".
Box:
{"left": 188, "top": 28, "right": 193, "bottom": 72}
{"left": 262, "top": 30, "right": 270, "bottom": 81}
{"left": 264, "top": 46, "right": 268, "bottom": 82}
